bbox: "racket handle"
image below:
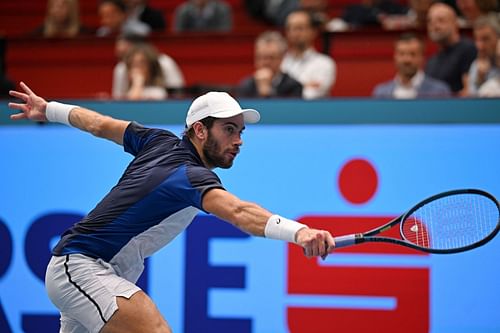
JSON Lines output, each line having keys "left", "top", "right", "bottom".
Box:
{"left": 334, "top": 234, "right": 357, "bottom": 248}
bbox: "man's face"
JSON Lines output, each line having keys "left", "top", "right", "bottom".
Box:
{"left": 202, "top": 115, "right": 244, "bottom": 169}
{"left": 49, "top": 0, "right": 71, "bottom": 24}
{"left": 427, "top": 5, "right": 456, "bottom": 43}
{"left": 474, "top": 25, "right": 499, "bottom": 58}
{"left": 255, "top": 41, "right": 283, "bottom": 75}
{"left": 394, "top": 39, "right": 423, "bottom": 79}
{"left": 99, "top": 2, "right": 125, "bottom": 32}
{"left": 285, "top": 12, "right": 315, "bottom": 50}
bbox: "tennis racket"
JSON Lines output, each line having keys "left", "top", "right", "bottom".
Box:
{"left": 333, "top": 189, "right": 500, "bottom": 254}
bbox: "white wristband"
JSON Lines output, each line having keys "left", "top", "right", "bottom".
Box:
{"left": 264, "top": 215, "right": 308, "bottom": 244}
{"left": 46, "top": 101, "right": 78, "bottom": 126}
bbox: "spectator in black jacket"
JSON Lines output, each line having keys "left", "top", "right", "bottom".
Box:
{"left": 124, "top": 0, "right": 166, "bottom": 32}
{"left": 238, "top": 31, "right": 302, "bottom": 98}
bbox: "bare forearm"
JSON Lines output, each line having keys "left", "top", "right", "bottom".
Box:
{"left": 225, "top": 201, "right": 272, "bottom": 236}
{"left": 69, "top": 107, "right": 130, "bottom": 145}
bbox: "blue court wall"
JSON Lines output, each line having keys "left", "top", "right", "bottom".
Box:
{"left": 0, "top": 98, "right": 499, "bottom": 333}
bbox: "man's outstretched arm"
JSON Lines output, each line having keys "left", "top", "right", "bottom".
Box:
{"left": 203, "top": 188, "right": 335, "bottom": 258}
{"left": 8, "top": 82, "right": 130, "bottom": 145}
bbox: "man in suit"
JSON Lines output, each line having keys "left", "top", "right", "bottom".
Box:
{"left": 373, "top": 33, "right": 451, "bottom": 98}
{"left": 238, "top": 31, "right": 303, "bottom": 98}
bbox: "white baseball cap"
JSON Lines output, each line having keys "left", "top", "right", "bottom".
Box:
{"left": 186, "top": 91, "right": 260, "bottom": 127}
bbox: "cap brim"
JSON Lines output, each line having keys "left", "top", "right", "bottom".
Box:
{"left": 241, "top": 109, "right": 260, "bottom": 124}
{"left": 211, "top": 108, "right": 260, "bottom": 124}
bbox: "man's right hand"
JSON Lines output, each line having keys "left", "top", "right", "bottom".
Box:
{"left": 8, "top": 82, "right": 48, "bottom": 122}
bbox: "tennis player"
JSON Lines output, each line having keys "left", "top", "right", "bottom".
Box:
{"left": 8, "top": 82, "right": 335, "bottom": 333}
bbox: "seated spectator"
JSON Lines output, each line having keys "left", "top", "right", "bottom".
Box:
{"left": 173, "top": 0, "right": 232, "bottom": 32}
{"left": 112, "top": 34, "right": 185, "bottom": 99}
{"left": 97, "top": 0, "right": 149, "bottom": 37}
{"left": 243, "top": 0, "right": 298, "bottom": 27}
{"left": 340, "top": 0, "right": 408, "bottom": 29}
{"left": 124, "top": 0, "right": 166, "bottom": 32}
{"left": 373, "top": 33, "right": 451, "bottom": 98}
{"left": 281, "top": 9, "right": 336, "bottom": 99}
{"left": 31, "top": 0, "right": 93, "bottom": 38}
{"left": 456, "top": 0, "right": 499, "bottom": 27}
{"left": 466, "top": 14, "right": 500, "bottom": 95}
{"left": 425, "top": 2, "right": 477, "bottom": 95}
{"left": 478, "top": 39, "right": 500, "bottom": 96}
{"left": 380, "top": 0, "right": 433, "bottom": 30}
{"left": 237, "top": 31, "right": 302, "bottom": 98}
{"left": 299, "top": 0, "right": 330, "bottom": 29}
{"left": 122, "top": 43, "right": 167, "bottom": 100}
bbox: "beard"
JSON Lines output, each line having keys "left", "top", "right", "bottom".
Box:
{"left": 202, "top": 131, "right": 235, "bottom": 169}
{"left": 398, "top": 64, "right": 418, "bottom": 79}
{"left": 429, "top": 30, "right": 451, "bottom": 44}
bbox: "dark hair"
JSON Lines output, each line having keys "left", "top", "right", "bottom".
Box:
{"left": 396, "top": 32, "right": 425, "bottom": 51}
{"left": 184, "top": 116, "right": 217, "bottom": 138}
{"left": 286, "top": 8, "right": 321, "bottom": 29}
{"left": 99, "top": 0, "right": 127, "bottom": 13}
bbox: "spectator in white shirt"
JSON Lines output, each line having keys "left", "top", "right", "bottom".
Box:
{"left": 281, "top": 9, "right": 336, "bottom": 99}
{"left": 466, "top": 14, "right": 500, "bottom": 96}
{"left": 479, "top": 39, "right": 500, "bottom": 97}
{"left": 112, "top": 34, "right": 185, "bottom": 99}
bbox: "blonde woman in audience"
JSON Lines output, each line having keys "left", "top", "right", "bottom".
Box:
{"left": 124, "top": 43, "right": 167, "bottom": 100}
{"left": 33, "top": 0, "right": 91, "bottom": 37}
{"left": 113, "top": 34, "right": 185, "bottom": 99}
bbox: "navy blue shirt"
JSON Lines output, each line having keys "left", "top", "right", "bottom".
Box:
{"left": 425, "top": 38, "right": 477, "bottom": 93}
{"left": 53, "top": 122, "right": 224, "bottom": 282}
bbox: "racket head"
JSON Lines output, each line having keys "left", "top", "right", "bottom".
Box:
{"left": 399, "top": 189, "right": 500, "bottom": 253}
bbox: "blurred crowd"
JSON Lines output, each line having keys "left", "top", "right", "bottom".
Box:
{"left": 1, "top": 0, "right": 500, "bottom": 99}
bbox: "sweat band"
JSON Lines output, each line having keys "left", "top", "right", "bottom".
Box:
{"left": 46, "top": 101, "right": 78, "bottom": 126}
{"left": 264, "top": 215, "right": 308, "bottom": 244}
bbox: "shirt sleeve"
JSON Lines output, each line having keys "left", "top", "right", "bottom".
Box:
{"left": 123, "top": 122, "right": 175, "bottom": 156}
{"left": 186, "top": 165, "right": 225, "bottom": 211}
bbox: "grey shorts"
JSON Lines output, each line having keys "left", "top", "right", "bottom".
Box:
{"left": 45, "top": 254, "right": 141, "bottom": 333}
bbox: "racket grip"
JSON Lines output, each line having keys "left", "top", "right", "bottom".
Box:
{"left": 334, "top": 234, "right": 357, "bottom": 248}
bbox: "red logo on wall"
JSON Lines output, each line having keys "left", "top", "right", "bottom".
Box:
{"left": 287, "top": 158, "right": 430, "bottom": 333}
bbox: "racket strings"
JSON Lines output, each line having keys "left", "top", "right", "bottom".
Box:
{"left": 402, "top": 193, "right": 499, "bottom": 250}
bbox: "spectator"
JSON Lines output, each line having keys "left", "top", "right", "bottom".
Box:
{"left": 372, "top": 33, "right": 451, "bottom": 98}
{"left": 97, "top": 0, "right": 149, "bottom": 37}
{"left": 112, "top": 34, "right": 185, "bottom": 99}
{"left": 466, "top": 14, "right": 500, "bottom": 95}
{"left": 425, "top": 2, "right": 477, "bottom": 95}
{"left": 238, "top": 31, "right": 302, "bottom": 98}
{"left": 456, "top": 0, "right": 499, "bottom": 27}
{"left": 244, "top": 0, "right": 298, "bottom": 27}
{"left": 123, "top": 43, "right": 167, "bottom": 100}
{"left": 340, "top": 0, "right": 408, "bottom": 29}
{"left": 478, "top": 39, "right": 500, "bottom": 96}
{"left": 300, "top": 0, "right": 330, "bottom": 28}
{"left": 380, "top": 0, "right": 433, "bottom": 30}
{"left": 124, "top": 0, "right": 166, "bottom": 32}
{"left": 32, "top": 0, "right": 92, "bottom": 38}
{"left": 281, "top": 9, "right": 336, "bottom": 99}
{"left": 173, "top": 0, "right": 232, "bottom": 32}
